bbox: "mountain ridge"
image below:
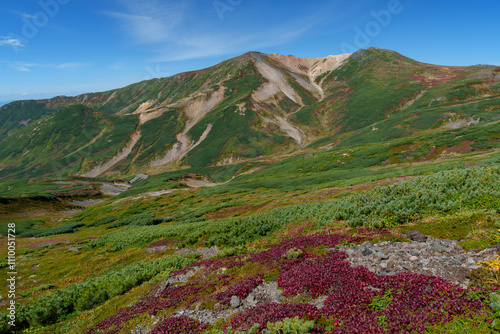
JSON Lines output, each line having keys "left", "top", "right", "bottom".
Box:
{"left": 1, "top": 47, "right": 499, "bottom": 180}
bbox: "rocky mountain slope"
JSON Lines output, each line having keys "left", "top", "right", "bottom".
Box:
{"left": 1, "top": 47, "right": 499, "bottom": 181}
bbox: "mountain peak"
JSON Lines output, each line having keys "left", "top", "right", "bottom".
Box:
{"left": 265, "top": 52, "right": 352, "bottom": 78}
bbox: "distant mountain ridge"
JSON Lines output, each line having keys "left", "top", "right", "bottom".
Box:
{"left": 0, "top": 47, "right": 499, "bottom": 180}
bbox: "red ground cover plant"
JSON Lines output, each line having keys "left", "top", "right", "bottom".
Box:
{"left": 84, "top": 232, "right": 496, "bottom": 334}
{"left": 216, "top": 274, "right": 264, "bottom": 305}
{"left": 229, "top": 303, "right": 323, "bottom": 333}
{"left": 149, "top": 316, "right": 208, "bottom": 334}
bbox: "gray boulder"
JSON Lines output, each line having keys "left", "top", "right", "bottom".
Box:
{"left": 230, "top": 295, "right": 241, "bottom": 308}
{"left": 407, "top": 230, "right": 428, "bottom": 242}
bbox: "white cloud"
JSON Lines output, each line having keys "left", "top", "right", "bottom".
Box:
{"left": 8, "top": 10, "right": 37, "bottom": 19}
{"left": 105, "top": 0, "right": 344, "bottom": 63}
{"left": 154, "top": 26, "right": 311, "bottom": 62}
{"left": 102, "top": 0, "right": 189, "bottom": 44}
{"left": 0, "top": 37, "right": 25, "bottom": 49}
{"left": 6, "top": 62, "right": 87, "bottom": 72}
{"left": 10, "top": 63, "right": 37, "bottom": 72}
{"left": 54, "top": 62, "right": 87, "bottom": 69}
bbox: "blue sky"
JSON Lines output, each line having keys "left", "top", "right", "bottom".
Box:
{"left": 0, "top": 0, "right": 499, "bottom": 102}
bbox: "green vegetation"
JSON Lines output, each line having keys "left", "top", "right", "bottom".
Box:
{"left": 205, "top": 317, "right": 315, "bottom": 334}
{"left": 263, "top": 317, "right": 315, "bottom": 334}
{"left": 86, "top": 165, "right": 500, "bottom": 252}
{"left": 0, "top": 220, "right": 84, "bottom": 238}
{"left": 0, "top": 219, "right": 44, "bottom": 236}
{"left": 1, "top": 48, "right": 500, "bottom": 334}
{"left": 0, "top": 100, "right": 52, "bottom": 140}
{"left": 0, "top": 256, "right": 195, "bottom": 331}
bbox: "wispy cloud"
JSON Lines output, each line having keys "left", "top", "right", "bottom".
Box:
{"left": 105, "top": 0, "right": 347, "bottom": 63}
{"left": 10, "top": 63, "right": 37, "bottom": 72}
{"left": 4, "top": 9, "right": 37, "bottom": 19}
{"left": 54, "top": 62, "right": 87, "bottom": 69}
{"left": 0, "top": 36, "right": 25, "bottom": 49}
{"left": 154, "top": 26, "right": 311, "bottom": 62}
{"left": 102, "top": 0, "right": 189, "bottom": 44}
{"left": 6, "top": 61, "right": 87, "bottom": 72}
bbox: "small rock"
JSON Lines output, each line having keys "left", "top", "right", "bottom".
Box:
{"left": 402, "top": 264, "right": 412, "bottom": 271}
{"left": 134, "top": 324, "right": 148, "bottom": 334}
{"left": 388, "top": 255, "right": 400, "bottom": 262}
{"left": 420, "top": 259, "right": 431, "bottom": 265}
{"left": 362, "top": 248, "right": 373, "bottom": 256}
{"left": 431, "top": 245, "right": 445, "bottom": 253}
{"left": 465, "top": 258, "right": 476, "bottom": 265}
{"left": 380, "top": 262, "right": 388, "bottom": 269}
{"left": 246, "top": 294, "right": 257, "bottom": 304}
{"left": 409, "top": 256, "right": 419, "bottom": 262}
{"left": 444, "top": 246, "right": 454, "bottom": 253}
{"left": 230, "top": 295, "right": 241, "bottom": 308}
{"left": 387, "top": 262, "right": 397, "bottom": 270}
{"left": 362, "top": 241, "right": 374, "bottom": 248}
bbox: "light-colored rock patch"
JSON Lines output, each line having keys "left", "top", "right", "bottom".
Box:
{"left": 262, "top": 115, "right": 304, "bottom": 147}
{"left": 443, "top": 117, "right": 480, "bottom": 129}
{"left": 81, "top": 131, "right": 141, "bottom": 177}
{"left": 149, "top": 88, "right": 225, "bottom": 167}
{"left": 251, "top": 53, "right": 303, "bottom": 105}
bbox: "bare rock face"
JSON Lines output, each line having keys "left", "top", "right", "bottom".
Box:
{"left": 406, "top": 230, "right": 428, "bottom": 242}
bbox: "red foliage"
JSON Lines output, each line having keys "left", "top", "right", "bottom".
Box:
{"left": 84, "top": 233, "right": 494, "bottom": 334}
{"left": 216, "top": 275, "right": 263, "bottom": 305}
{"left": 229, "top": 303, "right": 322, "bottom": 333}
{"left": 150, "top": 316, "right": 208, "bottom": 334}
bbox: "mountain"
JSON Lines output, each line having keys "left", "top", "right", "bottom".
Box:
{"left": 2, "top": 48, "right": 500, "bottom": 334}
{"left": 0, "top": 47, "right": 499, "bottom": 181}
{"left": 0, "top": 100, "right": 12, "bottom": 107}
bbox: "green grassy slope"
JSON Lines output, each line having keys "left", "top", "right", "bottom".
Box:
{"left": 0, "top": 48, "right": 498, "bottom": 181}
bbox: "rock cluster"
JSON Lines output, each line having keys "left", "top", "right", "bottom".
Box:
{"left": 174, "top": 247, "right": 221, "bottom": 258}
{"left": 337, "top": 231, "right": 498, "bottom": 288}
{"left": 171, "top": 282, "right": 285, "bottom": 325}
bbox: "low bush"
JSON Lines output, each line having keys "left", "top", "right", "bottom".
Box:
{"left": 19, "top": 221, "right": 84, "bottom": 238}
{"left": 0, "top": 256, "right": 195, "bottom": 332}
